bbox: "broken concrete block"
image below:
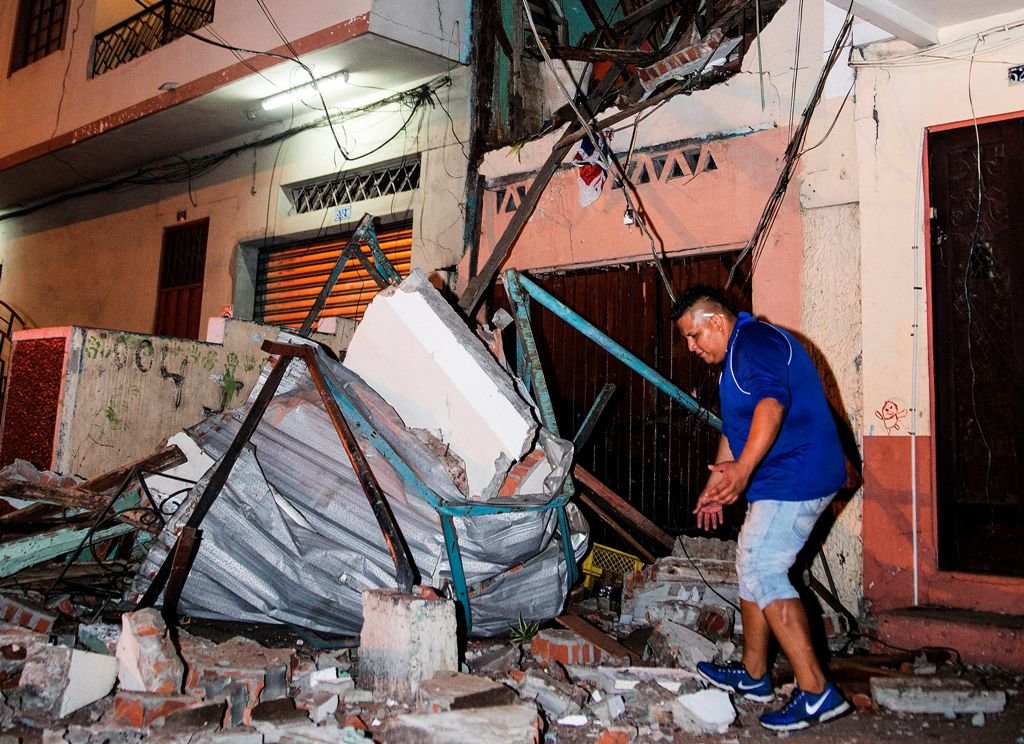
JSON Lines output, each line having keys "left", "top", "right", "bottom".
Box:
{"left": 180, "top": 632, "right": 296, "bottom": 725}
{"left": 19, "top": 642, "right": 118, "bottom": 719}
{"left": 644, "top": 600, "right": 734, "bottom": 641}
{"left": 0, "top": 593, "right": 57, "bottom": 634}
{"left": 343, "top": 270, "right": 539, "bottom": 499}
{"left": 672, "top": 689, "right": 736, "bottom": 734}
{"left": 380, "top": 704, "right": 543, "bottom": 744}
{"left": 671, "top": 535, "right": 736, "bottom": 564}
{"left": 294, "top": 689, "right": 338, "bottom": 724}
{"left": 417, "top": 671, "right": 517, "bottom": 713}
{"left": 870, "top": 676, "right": 1007, "bottom": 715}
{"left": 590, "top": 693, "right": 626, "bottom": 725}
{"left": 116, "top": 609, "right": 185, "bottom": 695}
{"left": 78, "top": 622, "right": 121, "bottom": 655}
{"left": 647, "top": 620, "right": 719, "bottom": 671}
{"left": 466, "top": 643, "right": 521, "bottom": 674}
{"left": 514, "top": 668, "right": 588, "bottom": 718}
{"left": 110, "top": 690, "right": 215, "bottom": 729}
{"left": 0, "top": 623, "right": 43, "bottom": 678}
{"left": 358, "top": 588, "right": 457, "bottom": 702}
{"left": 621, "top": 557, "right": 738, "bottom": 625}
{"left": 63, "top": 723, "right": 145, "bottom": 743}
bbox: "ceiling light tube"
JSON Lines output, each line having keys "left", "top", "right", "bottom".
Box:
{"left": 260, "top": 71, "right": 349, "bottom": 111}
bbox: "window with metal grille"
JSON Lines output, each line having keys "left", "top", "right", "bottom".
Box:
{"left": 255, "top": 223, "right": 412, "bottom": 328}
{"left": 287, "top": 159, "right": 421, "bottom": 215}
{"left": 11, "top": 0, "right": 69, "bottom": 71}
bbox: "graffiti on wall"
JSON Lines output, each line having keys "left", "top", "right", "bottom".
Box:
{"left": 874, "top": 399, "right": 909, "bottom": 434}
{"left": 68, "top": 329, "right": 266, "bottom": 477}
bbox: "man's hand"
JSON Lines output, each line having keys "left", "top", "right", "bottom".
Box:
{"left": 701, "top": 460, "right": 751, "bottom": 506}
{"left": 693, "top": 497, "right": 724, "bottom": 530}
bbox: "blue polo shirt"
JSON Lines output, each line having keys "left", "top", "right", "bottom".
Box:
{"left": 720, "top": 313, "right": 846, "bottom": 502}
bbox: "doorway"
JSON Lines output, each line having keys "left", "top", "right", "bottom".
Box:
{"left": 928, "top": 117, "right": 1024, "bottom": 577}
{"left": 154, "top": 219, "right": 208, "bottom": 339}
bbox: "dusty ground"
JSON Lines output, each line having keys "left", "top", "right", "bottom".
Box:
{"left": 546, "top": 668, "right": 1024, "bottom": 744}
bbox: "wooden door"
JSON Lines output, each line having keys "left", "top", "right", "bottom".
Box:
{"left": 154, "top": 219, "right": 208, "bottom": 339}
{"left": 929, "top": 117, "right": 1024, "bottom": 577}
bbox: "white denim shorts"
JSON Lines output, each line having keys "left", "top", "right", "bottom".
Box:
{"left": 736, "top": 494, "right": 835, "bottom": 609}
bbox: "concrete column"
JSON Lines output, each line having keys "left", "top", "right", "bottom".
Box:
{"left": 359, "top": 588, "right": 458, "bottom": 702}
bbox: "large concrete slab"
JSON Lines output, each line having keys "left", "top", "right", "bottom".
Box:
{"left": 344, "top": 270, "right": 538, "bottom": 499}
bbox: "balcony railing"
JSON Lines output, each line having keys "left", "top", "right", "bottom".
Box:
{"left": 92, "top": 0, "right": 215, "bottom": 77}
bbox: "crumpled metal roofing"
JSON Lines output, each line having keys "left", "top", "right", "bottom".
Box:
{"left": 128, "top": 344, "right": 588, "bottom": 636}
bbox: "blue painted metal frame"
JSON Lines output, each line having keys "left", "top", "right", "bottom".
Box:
{"left": 505, "top": 270, "right": 723, "bottom": 431}
{"left": 319, "top": 368, "right": 577, "bottom": 633}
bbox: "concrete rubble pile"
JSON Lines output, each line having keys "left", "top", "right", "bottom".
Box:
{"left": 0, "top": 570, "right": 1013, "bottom": 742}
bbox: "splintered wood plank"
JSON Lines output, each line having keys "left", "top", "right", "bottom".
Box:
{"left": 574, "top": 466, "right": 674, "bottom": 551}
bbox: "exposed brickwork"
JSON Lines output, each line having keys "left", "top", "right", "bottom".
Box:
{"left": 116, "top": 609, "right": 185, "bottom": 695}
{"left": 111, "top": 691, "right": 205, "bottom": 728}
{"left": 180, "top": 632, "right": 296, "bottom": 725}
{"left": 530, "top": 629, "right": 604, "bottom": 666}
{"left": 0, "top": 595, "right": 56, "bottom": 634}
{"left": 497, "top": 450, "right": 548, "bottom": 498}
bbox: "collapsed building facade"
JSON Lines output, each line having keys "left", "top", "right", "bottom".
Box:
{"left": 0, "top": 0, "right": 1023, "bottom": 737}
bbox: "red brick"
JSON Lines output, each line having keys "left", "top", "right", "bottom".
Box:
{"left": 343, "top": 714, "right": 369, "bottom": 731}
{"left": 596, "top": 731, "right": 630, "bottom": 744}
{"left": 112, "top": 691, "right": 203, "bottom": 728}
{"left": 530, "top": 629, "right": 602, "bottom": 666}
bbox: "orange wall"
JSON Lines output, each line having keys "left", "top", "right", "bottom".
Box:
{"left": 467, "top": 127, "right": 804, "bottom": 330}
{"left": 863, "top": 435, "right": 1024, "bottom": 615}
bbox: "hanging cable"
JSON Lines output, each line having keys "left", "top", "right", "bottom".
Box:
{"left": 728, "top": 0, "right": 855, "bottom": 287}
{"left": 788, "top": 0, "right": 805, "bottom": 134}
{"left": 520, "top": 0, "right": 677, "bottom": 301}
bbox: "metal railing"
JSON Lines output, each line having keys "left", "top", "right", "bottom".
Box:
{"left": 92, "top": 0, "right": 215, "bottom": 77}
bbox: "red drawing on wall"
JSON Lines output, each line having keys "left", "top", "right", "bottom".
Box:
{"left": 875, "top": 400, "right": 909, "bottom": 434}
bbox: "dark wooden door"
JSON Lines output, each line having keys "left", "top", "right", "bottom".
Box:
{"left": 154, "top": 219, "right": 208, "bottom": 339}
{"left": 493, "top": 253, "right": 751, "bottom": 550}
{"left": 929, "top": 117, "right": 1024, "bottom": 577}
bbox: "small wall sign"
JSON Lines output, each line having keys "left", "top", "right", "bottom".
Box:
{"left": 1010, "top": 64, "right": 1024, "bottom": 85}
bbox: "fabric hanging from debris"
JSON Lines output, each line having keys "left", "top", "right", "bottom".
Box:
{"left": 572, "top": 134, "right": 612, "bottom": 207}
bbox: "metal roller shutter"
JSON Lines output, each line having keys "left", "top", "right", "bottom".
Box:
{"left": 255, "top": 222, "right": 412, "bottom": 328}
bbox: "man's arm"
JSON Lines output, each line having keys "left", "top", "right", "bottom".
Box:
{"left": 701, "top": 397, "right": 785, "bottom": 505}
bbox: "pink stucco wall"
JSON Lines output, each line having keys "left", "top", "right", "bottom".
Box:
{"left": 465, "top": 126, "right": 804, "bottom": 330}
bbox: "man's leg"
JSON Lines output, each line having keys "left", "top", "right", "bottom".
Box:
{"left": 763, "top": 598, "right": 826, "bottom": 693}
{"left": 740, "top": 598, "right": 772, "bottom": 679}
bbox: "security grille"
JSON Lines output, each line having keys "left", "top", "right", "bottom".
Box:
{"left": 256, "top": 223, "right": 412, "bottom": 327}
{"left": 288, "top": 159, "right": 421, "bottom": 215}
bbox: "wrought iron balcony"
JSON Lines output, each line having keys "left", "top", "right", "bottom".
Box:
{"left": 92, "top": 0, "right": 215, "bottom": 77}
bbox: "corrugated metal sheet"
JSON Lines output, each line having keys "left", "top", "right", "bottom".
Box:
{"left": 128, "top": 345, "right": 588, "bottom": 636}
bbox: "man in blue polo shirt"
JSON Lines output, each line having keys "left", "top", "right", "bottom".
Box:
{"left": 671, "top": 285, "right": 850, "bottom": 732}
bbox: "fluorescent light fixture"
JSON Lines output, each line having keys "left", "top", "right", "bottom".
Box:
{"left": 260, "top": 71, "right": 349, "bottom": 111}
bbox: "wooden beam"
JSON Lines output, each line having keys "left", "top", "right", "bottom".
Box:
{"left": 0, "top": 480, "right": 155, "bottom": 532}
{"left": 575, "top": 490, "right": 657, "bottom": 563}
{"left": 458, "top": 136, "right": 575, "bottom": 316}
{"left": 80, "top": 443, "right": 186, "bottom": 493}
{"left": 573, "top": 466, "right": 675, "bottom": 551}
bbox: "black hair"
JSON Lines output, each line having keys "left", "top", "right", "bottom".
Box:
{"left": 669, "top": 284, "right": 736, "bottom": 321}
